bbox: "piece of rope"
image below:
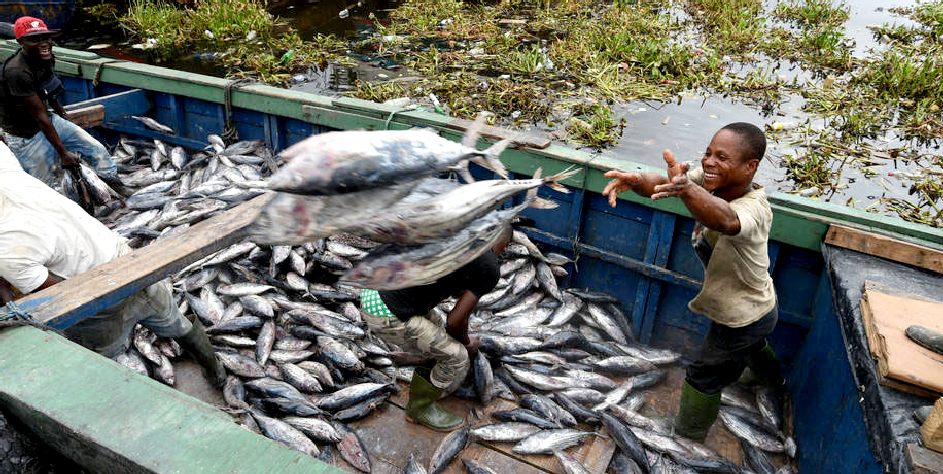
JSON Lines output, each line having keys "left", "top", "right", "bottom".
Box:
{"left": 384, "top": 105, "right": 417, "bottom": 130}
{"left": 222, "top": 78, "right": 258, "bottom": 142}
{"left": 91, "top": 59, "right": 122, "bottom": 87}
{"left": 0, "top": 301, "right": 54, "bottom": 332}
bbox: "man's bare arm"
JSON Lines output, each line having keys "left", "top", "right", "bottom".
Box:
{"left": 445, "top": 290, "right": 479, "bottom": 350}
{"left": 34, "top": 273, "right": 64, "bottom": 292}
{"left": 651, "top": 150, "right": 741, "bottom": 235}
{"left": 24, "top": 94, "right": 78, "bottom": 167}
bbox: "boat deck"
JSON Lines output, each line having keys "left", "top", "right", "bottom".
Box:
{"left": 174, "top": 364, "right": 793, "bottom": 473}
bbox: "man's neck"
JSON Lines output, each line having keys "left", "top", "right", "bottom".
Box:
{"left": 714, "top": 181, "right": 754, "bottom": 202}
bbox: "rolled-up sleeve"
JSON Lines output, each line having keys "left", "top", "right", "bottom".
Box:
{"left": 0, "top": 233, "right": 52, "bottom": 294}
{"left": 0, "top": 254, "right": 49, "bottom": 294}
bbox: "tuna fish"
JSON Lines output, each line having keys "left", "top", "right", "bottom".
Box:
{"left": 429, "top": 426, "right": 469, "bottom": 474}
{"left": 266, "top": 115, "right": 508, "bottom": 196}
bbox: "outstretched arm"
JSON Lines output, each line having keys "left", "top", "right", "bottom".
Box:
{"left": 445, "top": 290, "right": 480, "bottom": 353}
{"left": 652, "top": 150, "right": 741, "bottom": 235}
{"left": 602, "top": 150, "right": 691, "bottom": 206}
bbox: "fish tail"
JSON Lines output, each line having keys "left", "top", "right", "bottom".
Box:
{"left": 522, "top": 176, "right": 557, "bottom": 209}
{"left": 544, "top": 166, "right": 580, "bottom": 193}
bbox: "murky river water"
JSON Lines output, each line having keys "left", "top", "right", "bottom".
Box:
{"left": 56, "top": 0, "right": 938, "bottom": 215}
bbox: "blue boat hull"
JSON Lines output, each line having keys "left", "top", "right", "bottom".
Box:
{"left": 4, "top": 42, "right": 938, "bottom": 472}
{"left": 0, "top": 0, "right": 77, "bottom": 30}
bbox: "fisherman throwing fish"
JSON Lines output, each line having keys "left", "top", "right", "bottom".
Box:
{"left": 602, "top": 122, "right": 781, "bottom": 441}
{"left": 0, "top": 143, "right": 224, "bottom": 387}
{"left": 359, "top": 227, "right": 513, "bottom": 431}
{"left": 0, "top": 16, "right": 116, "bottom": 191}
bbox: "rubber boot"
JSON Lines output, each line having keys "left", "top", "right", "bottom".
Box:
{"left": 177, "top": 314, "right": 227, "bottom": 389}
{"left": 738, "top": 343, "right": 783, "bottom": 387}
{"left": 405, "top": 368, "right": 464, "bottom": 432}
{"left": 674, "top": 381, "right": 721, "bottom": 441}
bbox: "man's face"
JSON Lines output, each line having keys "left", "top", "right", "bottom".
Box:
{"left": 700, "top": 129, "right": 759, "bottom": 194}
{"left": 20, "top": 35, "right": 54, "bottom": 61}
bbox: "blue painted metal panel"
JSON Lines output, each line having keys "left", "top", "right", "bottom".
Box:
{"left": 665, "top": 219, "right": 704, "bottom": 280}
{"left": 771, "top": 246, "right": 821, "bottom": 329}
{"left": 178, "top": 96, "right": 225, "bottom": 143}
{"left": 787, "top": 273, "right": 882, "bottom": 474}
{"left": 581, "top": 194, "right": 652, "bottom": 261}
{"left": 281, "top": 117, "right": 316, "bottom": 152}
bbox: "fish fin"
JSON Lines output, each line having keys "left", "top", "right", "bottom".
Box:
{"left": 461, "top": 112, "right": 490, "bottom": 148}
{"left": 544, "top": 166, "right": 581, "bottom": 193}
{"left": 482, "top": 138, "right": 511, "bottom": 178}
{"left": 530, "top": 197, "right": 558, "bottom": 209}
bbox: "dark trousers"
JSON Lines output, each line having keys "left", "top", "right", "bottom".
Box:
{"left": 685, "top": 306, "right": 778, "bottom": 395}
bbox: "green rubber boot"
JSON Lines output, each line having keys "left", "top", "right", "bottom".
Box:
{"left": 405, "top": 369, "right": 464, "bottom": 432}
{"left": 177, "top": 314, "right": 227, "bottom": 389}
{"left": 738, "top": 342, "right": 784, "bottom": 387}
{"left": 674, "top": 381, "right": 721, "bottom": 441}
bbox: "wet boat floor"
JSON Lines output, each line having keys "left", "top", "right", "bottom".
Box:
{"left": 175, "top": 362, "right": 793, "bottom": 473}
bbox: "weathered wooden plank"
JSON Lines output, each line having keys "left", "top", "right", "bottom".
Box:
{"left": 67, "top": 88, "right": 152, "bottom": 123}
{"left": 63, "top": 104, "right": 104, "bottom": 128}
{"left": 826, "top": 224, "right": 943, "bottom": 274}
{"left": 906, "top": 442, "right": 943, "bottom": 473}
{"left": 343, "top": 399, "right": 545, "bottom": 474}
{"left": 389, "top": 384, "right": 613, "bottom": 474}
{"left": 4, "top": 194, "right": 274, "bottom": 329}
{"left": 0, "top": 325, "right": 338, "bottom": 473}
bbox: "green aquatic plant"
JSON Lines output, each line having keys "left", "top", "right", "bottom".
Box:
{"left": 351, "top": 81, "right": 411, "bottom": 103}
{"left": 189, "top": 0, "right": 274, "bottom": 43}
{"left": 685, "top": 0, "right": 766, "bottom": 54}
{"left": 119, "top": 0, "right": 187, "bottom": 53}
{"left": 566, "top": 103, "right": 625, "bottom": 147}
{"left": 913, "top": 1, "right": 943, "bottom": 40}
{"left": 773, "top": 0, "right": 849, "bottom": 27}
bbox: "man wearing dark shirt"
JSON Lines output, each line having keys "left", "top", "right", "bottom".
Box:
{"left": 360, "top": 228, "right": 511, "bottom": 431}
{"left": 0, "top": 16, "right": 116, "bottom": 191}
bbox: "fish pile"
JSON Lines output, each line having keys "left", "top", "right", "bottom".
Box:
{"left": 86, "top": 123, "right": 797, "bottom": 474}
{"left": 247, "top": 113, "right": 576, "bottom": 291}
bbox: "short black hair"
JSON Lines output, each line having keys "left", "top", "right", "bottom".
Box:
{"left": 720, "top": 122, "right": 766, "bottom": 162}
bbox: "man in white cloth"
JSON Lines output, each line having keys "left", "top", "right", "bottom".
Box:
{"left": 0, "top": 141, "right": 225, "bottom": 387}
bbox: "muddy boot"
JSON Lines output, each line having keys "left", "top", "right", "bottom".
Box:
{"left": 405, "top": 368, "right": 464, "bottom": 432}
{"left": 177, "top": 314, "right": 227, "bottom": 389}
{"left": 674, "top": 381, "right": 721, "bottom": 441}
{"left": 738, "top": 342, "right": 784, "bottom": 387}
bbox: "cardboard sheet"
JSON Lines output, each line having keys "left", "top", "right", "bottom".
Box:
{"left": 861, "top": 282, "right": 943, "bottom": 396}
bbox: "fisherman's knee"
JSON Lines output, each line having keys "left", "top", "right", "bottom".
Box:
{"left": 431, "top": 342, "right": 469, "bottom": 390}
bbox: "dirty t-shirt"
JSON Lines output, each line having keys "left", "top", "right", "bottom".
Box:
{"left": 0, "top": 142, "right": 127, "bottom": 293}
{"left": 379, "top": 253, "right": 500, "bottom": 322}
{"left": 0, "top": 49, "right": 56, "bottom": 138}
{"left": 685, "top": 166, "right": 776, "bottom": 328}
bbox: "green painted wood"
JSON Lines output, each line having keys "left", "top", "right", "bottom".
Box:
{"left": 56, "top": 61, "right": 80, "bottom": 76}
{"left": 0, "top": 326, "right": 339, "bottom": 474}
{"left": 1, "top": 40, "right": 937, "bottom": 250}
{"left": 770, "top": 193, "right": 943, "bottom": 248}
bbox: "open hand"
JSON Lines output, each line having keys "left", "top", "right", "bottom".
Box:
{"left": 602, "top": 170, "right": 642, "bottom": 208}
{"left": 652, "top": 149, "right": 691, "bottom": 200}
